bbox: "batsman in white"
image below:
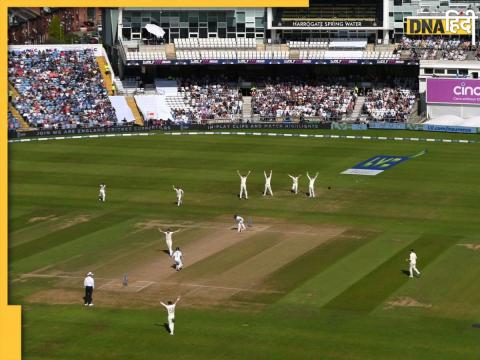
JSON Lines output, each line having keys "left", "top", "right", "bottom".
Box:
{"left": 288, "top": 174, "right": 301, "bottom": 194}
{"left": 234, "top": 214, "right": 246, "bottom": 233}
{"left": 263, "top": 170, "right": 273, "bottom": 196}
{"left": 160, "top": 296, "right": 181, "bottom": 335}
{"left": 172, "top": 185, "right": 184, "bottom": 206}
{"left": 158, "top": 228, "right": 180, "bottom": 256}
{"left": 407, "top": 249, "right": 421, "bottom": 278}
{"left": 98, "top": 183, "right": 106, "bottom": 202}
{"left": 237, "top": 170, "right": 251, "bottom": 199}
{"left": 172, "top": 247, "right": 183, "bottom": 271}
{"left": 306, "top": 172, "right": 319, "bottom": 198}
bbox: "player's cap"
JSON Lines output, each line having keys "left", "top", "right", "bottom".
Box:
{"left": 87, "top": 272, "right": 94, "bottom": 276}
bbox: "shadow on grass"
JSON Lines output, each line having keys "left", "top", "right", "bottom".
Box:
{"left": 155, "top": 322, "right": 171, "bottom": 334}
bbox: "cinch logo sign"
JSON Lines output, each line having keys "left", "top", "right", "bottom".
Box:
{"left": 454, "top": 83, "right": 480, "bottom": 96}
{"left": 405, "top": 10, "right": 478, "bottom": 42}
{"left": 342, "top": 155, "right": 410, "bottom": 176}
{"left": 427, "top": 78, "right": 480, "bottom": 105}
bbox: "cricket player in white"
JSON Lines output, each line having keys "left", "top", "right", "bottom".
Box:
{"left": 98, "top": 183, "right": 106, "bottom": 202}
{"left": 288, "top": 174, "right": 301, "bottom": 194}
{"left": 158, "top": 228, "right": 179, "bottom": 256}
{"left": 408, "top": 249, "right": 421, "bottom": 278}
{"left": 173, "top": 186, "right": 184, "bottom": 206}
{"left": 263, "top": 170, "right": 273, "bottom": 196}
{"left": 234, "top": 214, "right": 246, "bottom": 233}
{"left": 237, "top": 170, "right": 251, "bottom": 199}
{"left": 306, "top": 172, "right": 319, "bottom": 198}
{"left": 160, "top": 296, "right": 180, "bottom": 335}
{"left": 172, "top": 247, "right": 183, "bottom": 271}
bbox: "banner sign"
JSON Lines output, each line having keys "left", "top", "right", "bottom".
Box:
{"left": 342, "top": 155, "right": 410, "bottom": 176}
{"left": 272, "top": 19, "right": 379, "bottom": 28}
{"left": 368, "top": 122, "right": 406, "bottom": 130}
{"left": 331, "top": 123, "right": 368, "bottom": 130}
{"left": 126, "top": 59, "right": 417, "bottom": 66}
{"left": 405, "top": 10, "right": 478, "bottom": 42}
{"left": 206, "top": 122, "right": 331, "bottom": 130}
{"left": 422, "top": 124, "right": 477, "bottom": 134}
{"left": 9, "top": 122, "right": 332, "bottom": 139}
{"left": 426, "top": 78, "right": 480, "bottom": 105}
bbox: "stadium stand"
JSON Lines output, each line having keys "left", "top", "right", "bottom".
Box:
{"left": 8, "top": 48, "right": 117, "bottom": 129}
{"left": 174, "top": 38, "right": 256, "bottom": 49}
{"left": 8, "top": 110, "right": 21, "bottom": 130}
{"left": 398, "top": 37, "right": 473, "bottom": 61}
{"left": 251, "top": 82, "right": 356, "bottom": 121}
{"left": 109, "top": 96, "right": 136, "bottom": 124}
{"left": 174, "top": 79, "right": 243, "bottom": 122}
{"left": 363, "top": 87, "right": 416, "bottom": 122}
{"left": 133, "top": 95, "right": 172, "bottom": 123}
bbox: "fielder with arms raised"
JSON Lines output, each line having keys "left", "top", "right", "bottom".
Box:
{"left": 161, "top": 296, "right": 181, "bottom": 335}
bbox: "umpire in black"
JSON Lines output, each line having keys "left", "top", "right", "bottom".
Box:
{"left": 83, "top": 272, "right": 95, "bottom": 306}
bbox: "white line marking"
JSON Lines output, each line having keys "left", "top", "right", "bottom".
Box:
{"left": 18, "top": 273, "right": 284, "bottom": 294}
{"left": 8, "top": 131, "right": 476, "bottom": 144}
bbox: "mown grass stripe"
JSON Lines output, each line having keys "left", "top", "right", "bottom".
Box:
{"left": 231, "top": 229, "right": 377, "bottom": 304}
{"left": 324, "top": 234, "right": 459, "bottom": 312}
{"left": 175, "top": 233, "right": 280, "bottom": 281}
{"left": 10, "top": 213, "right": 131, "bottom": 261}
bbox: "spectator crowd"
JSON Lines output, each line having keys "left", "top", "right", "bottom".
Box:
{"left": 363, "top": 87, "right": 416, "bottom": 122}
{"left": 251, "top": 82, "right": 356, "bottom": 121}
{"left": 172, "top": 80, "right": 243, "bottom": 122}
{"left": 8, "top": 48, "right": 117, "bottom": 129}
{"left": 399, "top": 37, "right": 473, "bottom": 61}
{"left": 8, "top": 111, "right": 21, "bottom": 130}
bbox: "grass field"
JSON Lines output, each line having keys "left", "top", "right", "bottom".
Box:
{"left": 8, "top": 130, "right": 480, "bottom": 359}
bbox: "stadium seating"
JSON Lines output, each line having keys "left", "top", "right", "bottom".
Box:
{"left": 297, "top": 50, "right": 398, "bottom": 60}
{"left": 125, "top": 50, "right": 167, "bottom": 61}
{"left": 176, "top": 49, "right": 289, "bottom": 60}
{"left": 251, "top": 82, "right": 356, "bottom": 121}
{"left": 174, "top": 38, "right": 256, "bottom": 49}
{"left": 8, "top": 110, "right": 21, "bottom": 130}
{"left": 288, "top": 40, "right": 329, "bottom": 49}
{"left": 363, "top": 87, "right": 416, "bottom": 122}
{"left": 175, "top": 81, "right": 243, "bottom": 122}
{"left": 8, "top": 48, "right": 117, "bottom": 129}
{"left": 109, "top": 96, "right": 136, "bottom": 124}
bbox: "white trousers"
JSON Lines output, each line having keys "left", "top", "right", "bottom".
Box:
{"left": 409, "top": 263, "right": 420, "bottom": 277}
{"left": 166, "top": 240, "right": 173, "bottom": 256}
{"left": 177, "top": 196, "right": 182, "bottom": 206}
{"left": 168, "top": 315, "right": 175, "bottom": 334}
{"left": 292, "top": 183, "right": 298, "bottom": 194}
{"left": 309, "top": 185, "right": 315, "bottom": 197}
{"left": 175, "top": 260, "right": 183, "bottom": 270}
{"left": 239, "top": 185, "right": 248, "bottom": 199}
{"left": 237, "top": 222, "right": 246, "bottom": 232}
{"left": 264, "top": 184, "right": 273, "bottom": 196}
{"left": 99, "top": 190, "right": 106, "bottom": 202}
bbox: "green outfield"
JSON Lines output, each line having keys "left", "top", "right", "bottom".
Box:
{"left": 8, "top": 130, "right": 480, "bottom": 359}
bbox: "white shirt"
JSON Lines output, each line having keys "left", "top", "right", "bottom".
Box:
{"left": 240, "top": 176, "right": 247, "bottom": 185}
{"left": 173, "top": 250, "right": 183, "bottom": 262}
{"left": 264, "top": 173, "right": 272, "bottom": 185}
{"left": 84, "top": 276, "right": 94, "bottom": 288}
{"left": 164, "top": 303, "right": 176, "bottom": 317}
{"left": 291, "top": 176, "right": 299, "bottom": 184}
{"left": 165, "top": 232, "right": 173, "bottom": 241}
{"left": 236, "top": 216, "right": 244, "bottom": 223}
{"left": 99, "top": 184, "right": 106, "bottom": 192}
{"left": 409, "top": 252, "right": 417, "bottom": 264}
{"left": 175, "top": 188, "right": 184, "bottom": 197}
